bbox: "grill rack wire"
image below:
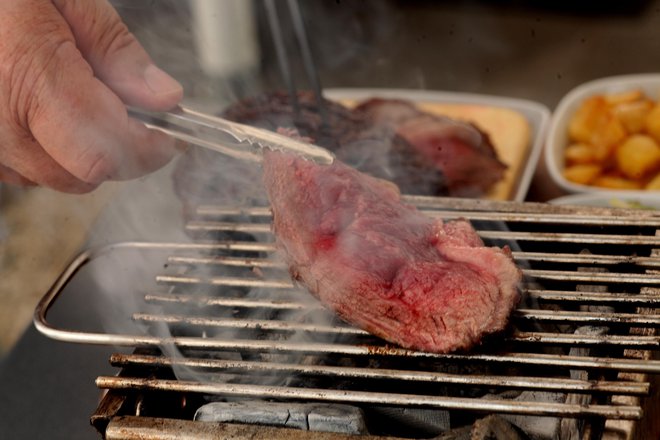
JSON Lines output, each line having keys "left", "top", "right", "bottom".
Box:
{"left": 35, "top": 196, "right": 660, "bottom": 430}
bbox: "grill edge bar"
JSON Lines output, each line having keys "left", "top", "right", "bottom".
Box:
{"left": 95, "top": 376, "right": 644, "bottom": 420}
{"left": 109, "top": 353, "right": 650, "bottom": 395}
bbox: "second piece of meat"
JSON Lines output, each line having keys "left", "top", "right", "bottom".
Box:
{"left": 263, "top": 151, "right": 521, "bottom": 353}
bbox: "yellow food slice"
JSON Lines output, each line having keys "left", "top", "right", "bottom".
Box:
{"left": 615, "top": 134, "right": 660, "bottom": 179}
{"left": 565, "top": 143, "right": 597, "bottom": 165}
{"left": 645, "top": 104, "right": 660, "bottom": 144}
{"left": 613, "top": 100, "right": 653, "bottom": 134}
{"left": 593, "top": 175, "right": 643, "bottom": 190}
{"left": 563, "top": 164, "right": 602, "bottom": 185}
{"left": 604, "top": 89, "right": 644, "bottom": 106}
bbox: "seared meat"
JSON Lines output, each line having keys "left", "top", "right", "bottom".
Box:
{"left": 225, "top": 91, "right": 447, "bottom": 196}
{"left": 355, "top": 98, "right": 507, "bottom": 197}
{"left": 173, "top": 91, "right": 361, "bottom": 213}
{"left": 263, "top": 151, "right": 521, "bottom": 353}
{"left": 173, "top": 91, "right": 508, "bottom": 214}
{"left": 223, "top": 91, "right": 363, "bottom": 151}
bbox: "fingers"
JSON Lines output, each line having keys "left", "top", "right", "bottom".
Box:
{"left": 0, "top": 163, "right": 36, "bottom": 188}
{"left": 26, "top": 41, "right": 178, "bottom": 184}
{"left": 0, "top": 131, "right": 98, "bottom": 193}
{"left": 0, "top": 0, "right": 179, "bottom": 191}
{"left": 52, "top": 0, "right": 183, "bottom": 111}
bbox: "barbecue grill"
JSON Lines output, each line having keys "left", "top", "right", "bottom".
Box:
{"left": 34, "top": 196, "right": 660, "bottom": 439}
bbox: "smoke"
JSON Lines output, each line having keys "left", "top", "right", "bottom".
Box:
{"left": 82, "top": 150, "right": 333, "bottom": 386}
{"left": 80, "top": 2, "right": 269, "bottom": 386}
{"left": 87, "top": 0, "right": 520, "bottom": 388}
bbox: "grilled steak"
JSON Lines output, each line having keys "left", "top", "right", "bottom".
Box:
{"left": 173, "top": 91, "right": 507, "bottom": 215}
{"left": 263, "top": 151, "right": 521, "bottom": 353}
{"left": 354, "top": 98, "right": 507, "bottom": 197}
{"left": 224, "top": 91, "right": 447, "bottom": 196}
{"left": 223, "top": 91, "right": 362, "bottom": 151}
{"left": 173, "top": 91, "right": 361, "bottom": 214}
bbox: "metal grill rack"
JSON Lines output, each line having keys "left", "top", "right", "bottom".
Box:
{"left": 34, "top": 196, "right": 660, "bottom": 435}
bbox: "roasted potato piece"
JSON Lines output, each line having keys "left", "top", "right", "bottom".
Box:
{"left": 565, "top": 143, "right": 597, "bottom": 164}
{"left": 645, "top": 173, "right": 660, "bottom": 190}
{"left": 604, "top": 89, "right": 643, "bottom": 106}
{"left": 592, "top": 175, "right": 643, "bottom": 190}
{"left": 615, "top": 135, "right": 660, "bottom": 179}
{"left": 645, "top": 104, "right": 660, "bottom": 144}
{"left": 613, "top": 100, "right": 653, "bottom": 134}
{"left": 568, "top": 96, "right": 626, "bottom": 159}
{"left": 594, "top": 116, "right": 627, "bottom": 159}
{"left": 563, "top": 164, "right": 602, "bottom": 185}
{"left": 568, "top": 97, "right": 606, "bottom": 143}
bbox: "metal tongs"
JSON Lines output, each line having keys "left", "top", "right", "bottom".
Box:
{"left": 129, "top": 0, "right": 335, "bottom": 166}
{"left": 128, "top": 106, "right": 335, "bottom": 165}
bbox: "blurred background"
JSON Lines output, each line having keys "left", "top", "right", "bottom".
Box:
{"left": 2, "top": 0, "right": 660, "bottom": 355}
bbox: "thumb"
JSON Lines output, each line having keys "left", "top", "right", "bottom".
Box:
{"left": 52, "top": 0, "right": 183, "bottom": 111}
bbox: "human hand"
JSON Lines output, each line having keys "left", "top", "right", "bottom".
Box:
{"left": 0, "top": 0, "right": 183, "bottom": 193}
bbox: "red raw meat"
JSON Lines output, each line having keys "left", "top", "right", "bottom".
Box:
{"left": 263, "top": 151, "right": 521, "bottom": 353}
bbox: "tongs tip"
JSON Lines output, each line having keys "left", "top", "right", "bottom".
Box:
{"left": 129, "top": 105, "right": 335, "bottom": 166}
{"left": 258, "top": 141, "right": 336, "bottom": 166}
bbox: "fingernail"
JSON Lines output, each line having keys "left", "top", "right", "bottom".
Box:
{"left": 144, "top": 64, "right": 183, "bottom": 97}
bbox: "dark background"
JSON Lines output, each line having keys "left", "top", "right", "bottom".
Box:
{"left": 118, "top": 0, "right": 660, "bottom": 109}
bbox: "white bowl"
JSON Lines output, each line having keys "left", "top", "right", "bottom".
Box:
{"left": 550, "top": 192, "right": 660, "bottom": 210}
{"left": 545, "top": 73, "right": 660, "bottom": 195}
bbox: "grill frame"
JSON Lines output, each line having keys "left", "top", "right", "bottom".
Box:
{"left": 34, "top": 197, "right": 660, "bottom": 437}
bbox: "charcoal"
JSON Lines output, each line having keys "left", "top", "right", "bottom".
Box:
{"left": 367, "top": 406, "right": 450, "bottom": 437}
{"left": 560, "top": 323, "right": 610, "bottom": 440}
{"left": 431, "top": 415, "right": 530, "bottom": 440}
{"left": 484, "top": 391, "right": 564, "bottom": 440}
{"left": 194, "top": 401, "right": 368, "bottom": 435}
{"left": 470, "top": 415, "right": 531, "bottom": 440}
{"left": 433, "top": 425, "right": 472, "bottom": 440}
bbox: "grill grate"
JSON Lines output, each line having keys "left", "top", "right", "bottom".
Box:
{"left": 34, "top": 196, "right": 660, "bottom": 433}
